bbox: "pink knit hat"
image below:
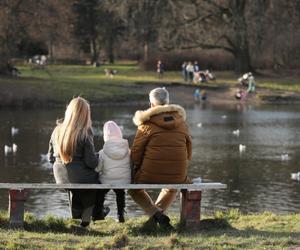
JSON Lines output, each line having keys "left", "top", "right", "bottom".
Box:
{"left": 103, "top": 121, "right": 123, "bottom": 142}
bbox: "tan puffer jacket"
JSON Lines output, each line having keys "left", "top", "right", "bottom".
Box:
{"left": 131, "top": 104, "right": 192, "bottom": 184}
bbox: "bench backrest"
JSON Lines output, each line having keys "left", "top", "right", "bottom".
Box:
{"left": 0, "top": 183, "right": 226, "bottom": 190}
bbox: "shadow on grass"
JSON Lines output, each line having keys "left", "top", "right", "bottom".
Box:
{"left": 225, "top": 228, "right": 300, "bottom": 239}
{"left": 180, "top": 219, "right": 300, "bottom": 241}
{"left": 0, "top": 214, "right": 110, "bottom": 237}
{"left": 176, "top": 218, "right": 233, "bottom": 234}
{"left": 128, "top": 216, "right": 300, "bottom": 242}
{"left": 127, "top": 218, "right": 233, "bottom": 236}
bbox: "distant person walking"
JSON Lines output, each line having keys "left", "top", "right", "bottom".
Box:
{"left": 247, "top": 73, "right": 255, "bottom": 93}
{"left": 181, "top": 61, "right": 188, "bottom": 82}
{"left": 128, "top": 87, "right": 192, "bottom": 231}
{"left": 48, "top": 97, "right": 104, "bottom": 227}
{"left": 193, "top": 61, "right": 200, "bottom": 83}
{"left": 186, "top": 61, "right": 194, "bottom": 84}
{"left": 157, "top": 60, "right": 164, "bottom": 79}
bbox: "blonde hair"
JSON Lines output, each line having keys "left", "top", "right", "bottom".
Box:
{"left": 55, "top": 97, "right": 92, "bottom": 164}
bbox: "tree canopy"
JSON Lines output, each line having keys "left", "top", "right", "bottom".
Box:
{"left": 0, "top": 0, "right": 299, "bottom": 73}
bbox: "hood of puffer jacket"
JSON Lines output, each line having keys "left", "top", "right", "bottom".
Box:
{"left": 103, "top": 139, "right": 129, "bottom": 160}
{"left": 133, "top": 104, "right": 186, "bottom": 129}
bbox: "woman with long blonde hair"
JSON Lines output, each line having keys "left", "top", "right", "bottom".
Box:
{"left": 48, "top": 97, "right": 104, "bottom": 227}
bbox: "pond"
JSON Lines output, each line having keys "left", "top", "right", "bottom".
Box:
{"left": 0, "top": 102, "right": 299, "bottom": 219}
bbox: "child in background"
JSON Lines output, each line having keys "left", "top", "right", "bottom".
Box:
{"left": 95, "top": 121, "right": 131, "bottom": 223}
{"left": 235, "top": 89, "right": 247, "bottom": 100}
{"left": 194, "top": 88, "right": 201, "bottom": 102}
{"left": 201, "top": 89, "right": 207, "bottom": 101}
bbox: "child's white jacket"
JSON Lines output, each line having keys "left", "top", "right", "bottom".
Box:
{"left": 95, "top": 139, "right": 131, "bottom": 184}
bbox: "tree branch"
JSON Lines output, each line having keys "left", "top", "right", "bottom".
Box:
{"left": 179, "top": 42, "right": 235, "bottom": 54}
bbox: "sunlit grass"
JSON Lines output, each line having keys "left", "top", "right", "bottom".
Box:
{"left": 0, "top": 210, "right": 299, "bottom": 249}
{"left": 15, "top": 64, "right": 300, "bottom": 91}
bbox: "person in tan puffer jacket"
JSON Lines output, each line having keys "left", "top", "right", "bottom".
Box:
{"left": 128, "top": 87, "right": 192, "bottom": 231}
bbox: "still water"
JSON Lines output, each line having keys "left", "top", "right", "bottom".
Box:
{"left": 0, "top": 103, "right": 299, "bottom": 218}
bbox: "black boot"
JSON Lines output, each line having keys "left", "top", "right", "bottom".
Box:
{"left": 80, "top": 221, "right": 90, "bottom": 228}
{"left": 92, "top": 206, "right": 110, "bottom": 221}
{"left": 93, "top": 190, "right": 110, "bottom": 221}
{"left": 153, "top": 211, "right": 175, "bottom": 231}
{"left": 118, "top": 213, "right": 125, "bottom": 223}
{"left": 116, "top": 189, "right": 126, "bottom": 223}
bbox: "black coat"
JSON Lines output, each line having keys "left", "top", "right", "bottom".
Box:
{"left": 48, "top": 127, "right": 100, "bottom": 220}
{"left": 48, "top": 127, "right": 99, "bottom": 184}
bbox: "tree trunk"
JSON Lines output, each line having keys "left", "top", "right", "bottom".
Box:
{"left": 107, "top": 37, "right": 114, "bottom": 64}
{"left": 232, "top": 1, "right": 253, "bottom": 73}
{"left": 48, "top": 40, "right": 54, "bottom": 64}
{"left": 234, "top": 49, "right": 252, "bottom": 73}
{"left": 143, "top": 42, "right": 148, "bottom": 61}
{"left": 0, "top": 53, "right": 10, "bottom": 75}
{"left": 90, "top": 39, "right": 98, "bottom": 64}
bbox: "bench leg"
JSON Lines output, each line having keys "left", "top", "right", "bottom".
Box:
{"left": 8, "top": 189, "right": 28, "bottom": 228}
{"left": 180, "top": 190, "right": 202, "bottom": 227}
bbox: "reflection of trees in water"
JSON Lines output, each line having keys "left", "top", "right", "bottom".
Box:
{"left": 189, "top": 105, "right": 300, "bottom": 214}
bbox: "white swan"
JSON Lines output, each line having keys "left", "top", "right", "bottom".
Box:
{"left": 11, "top": 127, "right": 19, "bottom": 136}
{"left": 239, "top": 144, "right": 246, "bottom": 152}
{"left": 233, "top": 129, "right": 240, "bottom": 136}
{"left": 281, "top": 154, "right": 289, "bottom": 161}
{"left": 4, "top": 145, "right": 12, "bottom": 155}
{"left": 12, "top": 144, "right": 17, "bottom": 154}
{"left": 291, "top": 172, "right": 300, "bottom": 181}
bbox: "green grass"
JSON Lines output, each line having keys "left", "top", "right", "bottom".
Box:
{"left": 0, "top": 210, "right": 299, "bottom": 249}
{"left": 0, "top": 63, "right": 189, "bottom": 107}
{"left": 0, "top": 63, "right": 299, "bottom": 107}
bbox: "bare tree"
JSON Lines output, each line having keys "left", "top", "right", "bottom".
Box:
{"left": 163, "top": 0, "right": 273, "bottom": 73}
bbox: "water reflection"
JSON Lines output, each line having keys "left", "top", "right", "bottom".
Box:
{"left": 0, "top": 103, "right": 299, "bottom": 218}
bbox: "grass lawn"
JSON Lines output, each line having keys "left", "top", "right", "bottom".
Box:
{"left": 0, "top": 210, "right": 299, "bottom": 249}
{"left": 0, "top": 62, "right": 299, "bottom": 107}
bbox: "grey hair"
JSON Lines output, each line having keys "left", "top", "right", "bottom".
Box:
{"left": 149, "top": 87, "right": 169, "bottom": 105}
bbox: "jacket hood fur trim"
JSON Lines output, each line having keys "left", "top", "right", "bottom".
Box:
{"left": 133, "top": 104, "right": 186, "bottom": 126}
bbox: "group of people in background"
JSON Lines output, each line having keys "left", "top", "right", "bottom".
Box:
{"left": 48, "top": 87, "right": 192, "bottom": 231}
{"left": 156, "top": 60, "right": 215, "bottom": 84}
{"left": 182, "top": 61, "right": 215, "bottom": 84}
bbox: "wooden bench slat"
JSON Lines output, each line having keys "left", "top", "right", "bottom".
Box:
{"left": 0, "top": 183, "right": 226, "bottom": 190}
{"left": 3, "top": 182, "right": 227, "bottom": 228}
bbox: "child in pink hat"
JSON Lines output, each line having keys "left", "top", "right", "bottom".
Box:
{"left": 94, "top": 121, "right": 131, "bottom": 222}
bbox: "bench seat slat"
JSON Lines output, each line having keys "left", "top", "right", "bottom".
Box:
{"left": 0, "top": 183, "right": 226, "bottom": 190}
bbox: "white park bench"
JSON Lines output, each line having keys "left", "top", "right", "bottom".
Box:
{"left": 0, "top": 182, "right": 226, "bottom": 228}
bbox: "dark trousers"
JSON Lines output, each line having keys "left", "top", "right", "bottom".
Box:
{"left": 67, "top": 189, "right": 99, "bottom": 222}
{"left": 94, "top": 189, "right": 125, "bottom": 216}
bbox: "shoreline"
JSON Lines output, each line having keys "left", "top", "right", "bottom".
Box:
{"left": 1, "top": 63, "right": 300, "bottom": 109}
